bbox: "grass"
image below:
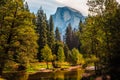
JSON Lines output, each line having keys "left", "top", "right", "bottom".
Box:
{"left": 27, "top": 62, "right": 71, "bottom": 73}
{"left": 60, "top": 62, "right": 71, "bottom": 68}
{"left": 3, "top": 61, "right": 73, "bottom": 73}
{"left": 27, "top": 62, "right": 52, "bottom": 73}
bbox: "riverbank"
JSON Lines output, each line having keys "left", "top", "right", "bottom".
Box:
{"left": 2, "top": 62, "right": 83, "bottom": 74}
{"left": 29, "top": 64, "right": 95, "bottom": 79}
{"left": 1, "top": 63, "right": 96, "bottom": 80}
{"left": 2, "top": 61, "right": 96, "bottom": 80}
{"left": 29, "top": 65, "right": 82, "bottom": 74}
{"left": 2, "top": 64, "right": 111, "bottom": 80}
{"left": 3, "top": 62, "right": 95, "bottom": 75}
{"left": 28, "top": 65, "right": 96, "bottom": 80}
{"left": 26, "top": 62, "right": 71, "bottom": 73}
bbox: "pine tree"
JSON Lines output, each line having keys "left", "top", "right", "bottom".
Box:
{"left": 103, "top": 0, "right": 120, "bottom": 79}
{"left": 85, "top": 0, "right": 107, "bottom": 75}
{"left": 0, "top": 0, "right": 38, "bottom": 75}
{"left": 64, "top": 44, "right": 70, "bottom": 61}
{"left": 83, "top": 0, "right": 120, "bottom": 78}
{"left": 65, "top": 23, "right": 73, "bottom": 50}
{"left": 65, "top": 23, "right": 80, "bottom": 50}
{"left": 36, "top": 7, "right": 47, "bottom": 61}
{"left": 47, "top": 15, "right": 55, "bottom": 50}
{"left": 55, "top": 27, "right": 61, "bottom": 41}
{"left": 72, "top": 30, "right": 80, "bottom": 50}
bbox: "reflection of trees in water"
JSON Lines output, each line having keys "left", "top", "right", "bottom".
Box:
{"left": 4, "top": 69, "right": 84, "bottom": 80}
{"left": 53, "top": 71, "right": 64, "bottom": 80}
{"left": 53, "top": 69, "right": 83, "bottom": 80}
{"left": 77, "top": 69, "right": 83, "bottom": 80}
{"left": 3, "top": 71, "right": 28, "bottom": 80}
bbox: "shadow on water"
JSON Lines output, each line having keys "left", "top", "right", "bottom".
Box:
{"left": 2, "top": 71, "right": 29, "bottom": 80}
{"left": 2, "top": 68, "right": 91, "bottom": 80}
{"left": 28, "top": 68, "right": 84, "bottom": 80}
{"left": 2, "top": 69, "right": 112, "bottom": 80}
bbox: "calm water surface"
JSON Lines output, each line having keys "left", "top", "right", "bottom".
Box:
{"left": 29, "top": 68, "right": 84, "bottom": 80}
{"left": 3, "top": 68, "right": 86, "bottom": 80}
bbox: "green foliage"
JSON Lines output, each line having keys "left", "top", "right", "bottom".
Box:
{"left": 57, "top": 46, "right": 65, "bottom": 62}
{"left": 0, "top": 0, "right": 38, "bottom": 74}
{"left": 41, "top": 45, "right": 53, "bottom": 62}
{"left": 55, "top": 27, "right": 61, "bottom": 41}
{"left": 49, "top": 15, "right": 54, "bottom": 32}
{"left": 65, "top": 23, "right": 73, "bottom": 50}
{"left": 47, "top": 15, "right": 55, "bottom": 50}
{"left": 41, "top": 45, "right": 53, "bottom": 68}
{"left": 1, "top": 1, "right": 120, "bottom": 80}
{"left": 81, "top": 0, "right": 120, "bottom": 78}
{"left": 64, "top": 44, "right": 70, "bottom": 61}
{"left": 65, "top": 23, "right": 80, "bottom": 50}
{"left": 54, "top": 41, "right": 64, "bottom": 56}
{"left": 4, "top": 60, "right": 18, "bottom": 71}
{"left": 84, "top": 55, "right": 99, "bottom": 67}
{"left": 69, "top": 48, "right": 84, "bottom": 65}
{"left": 36, "top": 7, "right": 48, "bottom": 61}
{"left": 13, "top": 26, "right": 38, "bottom": 64}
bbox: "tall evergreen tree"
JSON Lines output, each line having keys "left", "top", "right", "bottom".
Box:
{"left": 55, "top": 27, "right": 61, "bottom": 41}
{"left": 49, "top": 15, "right": 54, "bottom": 32}
{"left": 85, "top": 0, "right": 108, "bottom": 75}
{"left": 65, "top": 23, "right": 80, "bottom": 50}
{"left": 47, "top": 15, "right": 55, "bottom": 50}
{"left": 36, "top": 7, "right": 47, "bottom": 61}
{"left": 0, "top": 0, "right": 38, "bottom": 75}
{"left": 103, "top": 0, "right": 120, "bottom": 79}
{"left": 65, "top": 23, "right": 73, "bottom": 50}
{"left": 64, "top": 44, "right": 70, "bottom": 61}
{"left": 72, "top": 30, "right": 80, "bottom": 50}
{"left": 82, "top": 0, "right": 120, "bottom": 79}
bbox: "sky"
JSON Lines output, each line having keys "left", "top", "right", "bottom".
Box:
{"left": 25, "top": 0, "right": 88, "bottom": 18}
{"left": 25, "top": 0, "right": 120, "bottom": 18}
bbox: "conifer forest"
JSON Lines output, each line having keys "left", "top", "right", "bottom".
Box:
{"left": 0, "top": 0, "right": 120, "bottom": 80}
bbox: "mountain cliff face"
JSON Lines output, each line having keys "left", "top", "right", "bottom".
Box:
{"left": 52, "top": 6, "right": 85, "bottom": 35}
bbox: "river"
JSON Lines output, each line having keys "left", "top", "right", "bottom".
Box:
{"left": 3, "top": 68, "right": 88, "bottom": 80}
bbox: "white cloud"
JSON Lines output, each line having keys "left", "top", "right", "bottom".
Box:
{"left": 25, "top": 0, "right": 64, "bottom": 18}
{"left": 117, "top": 0, "right": 120, "bottom": 3}
{"left": 25, "top": 0, "right": 120, "bottom": 18}
{"left": 55, "top": 0, "right": 88, "bottom": 16}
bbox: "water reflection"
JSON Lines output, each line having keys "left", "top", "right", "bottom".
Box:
{"left": 29, "top": 68, "right": 84, "bottom": 80}
{"left": 3, "top": 68, "right": 84, "bottom": 80}
{"left": 3, "top": 71, "right": 29, "bottom": 80}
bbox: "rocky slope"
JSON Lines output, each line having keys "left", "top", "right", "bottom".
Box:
{"left": 52, "top": 6, "right": 85, "bottom": 35}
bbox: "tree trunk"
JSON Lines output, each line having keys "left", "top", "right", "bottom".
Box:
{"left": 0, "top": 61, "right": 5, "bottom": 75}
{"left": 0, "top": 67, "right": 2, "bottom": 75}
{"left": 52, "top": 60, "right": 55, "bottom": 68}
{"left": 46, "top": 62, "right": 49, "bottom": 69}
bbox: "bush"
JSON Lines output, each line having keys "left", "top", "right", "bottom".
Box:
{"left": 69, "top": 48, "right": 85, "bottom": 65}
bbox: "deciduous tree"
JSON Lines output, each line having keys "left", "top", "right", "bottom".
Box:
{"left": 41, "top": 45, "right": 53, "bottom": 69}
